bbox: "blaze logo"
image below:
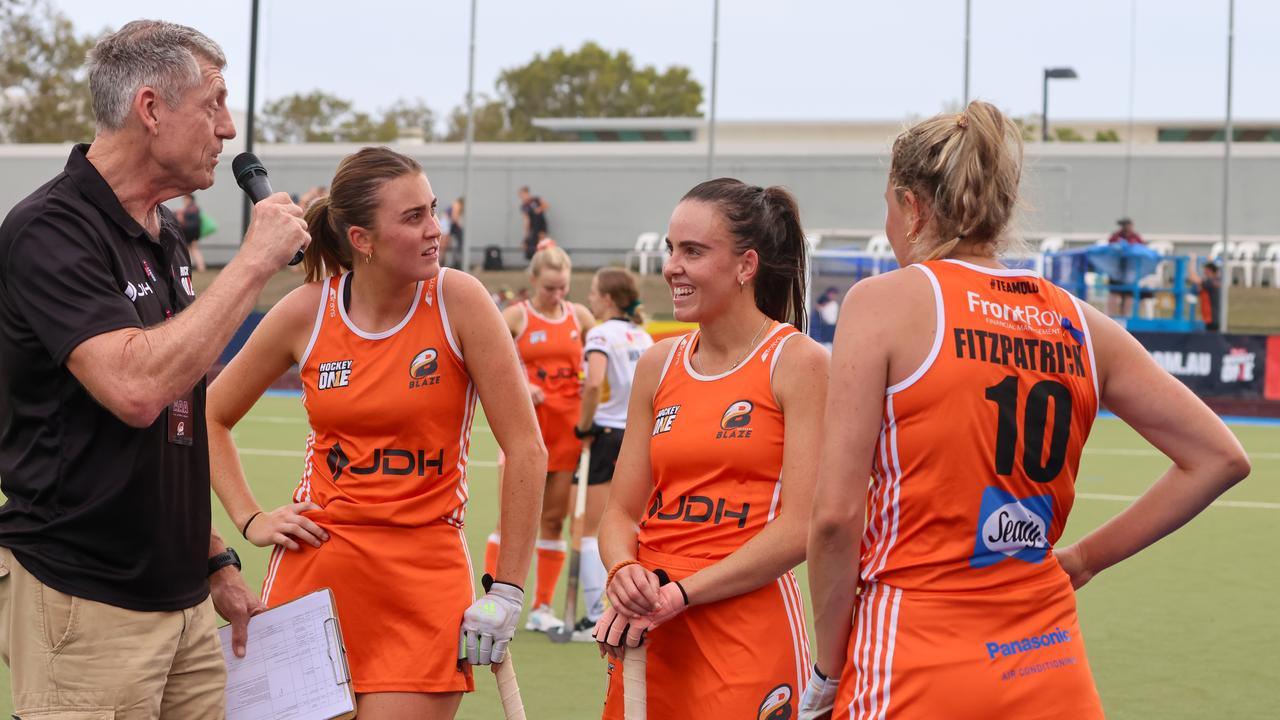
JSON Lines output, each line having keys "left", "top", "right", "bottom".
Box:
{"left": 317, "top": 359, "right": 353, "bottom": 390}
{"left": 757, "top": 683, "right": 794, "bottom": 720}
{"left": 970, "top": 487, "right": 1053, "bottom": 568}
{"left": 409, "top": 348, "right": 441, "bottom": 389}
{"left": 717, "top": 400, "right": 753, "bottom": 439}
{"left": 327, "top": 442, "right": 445, "bottom": 482}
{"left": 652, "top": 405, "right": 680, "bottom": 435}
{"left": 530, "top": 330, "right": 548, "bottom": 344}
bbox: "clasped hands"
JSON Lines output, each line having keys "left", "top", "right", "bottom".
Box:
{"left": 592, "top": 563, "right": 687, "bottom": 659}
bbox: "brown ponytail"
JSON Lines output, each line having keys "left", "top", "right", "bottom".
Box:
{"left": 681, "top": 178, "right": 808, "bottom": 332}
{"left": 595, "top": 267, "right": 645, "bottom": 325}
{"left": 300, "top": 146, "right": 424, "bottom": 282}
{"left": 889, "top": 100, "right": 1023, "bottom": 261}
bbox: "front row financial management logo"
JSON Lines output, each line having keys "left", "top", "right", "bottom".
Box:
{"left": 970, "top": 487, "right": 1053, "bottom": 569}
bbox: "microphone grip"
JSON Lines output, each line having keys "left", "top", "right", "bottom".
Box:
{"left": 243, "top": 176, "right": 305, "bottom": 266}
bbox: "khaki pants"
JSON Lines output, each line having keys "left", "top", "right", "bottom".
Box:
{"left": 0, "top": 547, "right": 226, "bottom": 719}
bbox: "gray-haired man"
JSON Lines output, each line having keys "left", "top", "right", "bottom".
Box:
{"left": 0, "top": 20, "right": 309, "bottom": 718}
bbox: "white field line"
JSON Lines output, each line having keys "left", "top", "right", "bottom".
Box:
{"left": 1085, "top": 447, "right": 1280, "bottom": 461}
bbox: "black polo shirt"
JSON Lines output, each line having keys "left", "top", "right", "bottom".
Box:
{"left": 0, "top": 144, "right": 209, "bottom": 611}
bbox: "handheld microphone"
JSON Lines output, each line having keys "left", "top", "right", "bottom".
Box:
{"left": 232, "top": 152, "right": 305, "bottom": 266}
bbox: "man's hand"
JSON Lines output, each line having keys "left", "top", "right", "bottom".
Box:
{"left": 459, "top": 575, "right": 524, "bottom": 666}
{"left": 209, "top": 566, "right": 264, "bottom": 658}
{"left": 240, "top": 192, "right": 310, "bottom": 272}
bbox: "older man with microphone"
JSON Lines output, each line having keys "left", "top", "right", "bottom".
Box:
{"left": 0, "top": 20, "right": 308, "bottom": 719}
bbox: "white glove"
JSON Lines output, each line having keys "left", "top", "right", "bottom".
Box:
{"left": 798, "top": 664, "right": 839, "bottom": 720}
{"left": 459, "top": 575, "right": 524, "bottom": 665}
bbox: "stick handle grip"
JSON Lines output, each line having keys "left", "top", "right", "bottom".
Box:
{"left": 496, "top": 654, "right": 526, "bottom": 720}
{"left": 622, "top": 644, "right": 647, "bottom": 720}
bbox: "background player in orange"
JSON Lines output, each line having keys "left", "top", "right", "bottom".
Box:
{"left": 568, "top": 267, "right": 654, "bottom": 640}
{"left": 594, "top": 179, "right": 829, "bottom": 717}
{"left": 208, "top": 147, "right": 546, "bottom": 719}
{"left": 485, "top": 243, "right": 595, "bottom": 633}
{"left": 801, "top": 102, "right": 1251, "bottom": 720}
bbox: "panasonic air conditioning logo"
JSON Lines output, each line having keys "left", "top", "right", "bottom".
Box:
{"left": 970, "top": 487, "right": 1053, "bottom": 569}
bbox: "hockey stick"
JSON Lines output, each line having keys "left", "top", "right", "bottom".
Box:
{"left": 622, "top": 568, "right": 671, "bottom": 720}
{"left": 549, "top": 446, "right": 590, "bottom": 643}
{"left": 494, "top": 654, "right": 527, "bottom": 720}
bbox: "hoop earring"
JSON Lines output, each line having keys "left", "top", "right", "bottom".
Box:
{"left": 907, "top": 232, "right": 920, "bottom": 245}
{"left": 364, "top": 251, "right": 372, "bottom": 265}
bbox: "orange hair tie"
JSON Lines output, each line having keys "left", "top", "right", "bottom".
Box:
{"left": 956, "top": 113, "right": 969, "bottom": 129}
{"left": 606, "top": 559, "right": 642, "bottom": 589}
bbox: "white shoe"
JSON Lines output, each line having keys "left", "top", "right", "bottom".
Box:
{"left": 524, "top": 604, "right": 565, "bottom": 633}
{"left": 570, "top": 616, "right": 598, "bottom": 643}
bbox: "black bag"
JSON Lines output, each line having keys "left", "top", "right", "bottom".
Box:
{"left": 483, "top": 245, "right": 503, "bottom": 271}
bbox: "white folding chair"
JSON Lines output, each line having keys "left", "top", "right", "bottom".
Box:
{"left": 1036, "top": 236, "right": 1064, "bottom": 275}
{"left": 624, "top": 232, "right": 661, "bottom": 275}
{"left": 1257, "top": 243, "right": 1280, "bottom": 288}
{"left": 1229, "top": 241, "right": 1261, "bottom": 287}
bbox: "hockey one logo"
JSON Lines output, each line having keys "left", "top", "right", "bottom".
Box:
{"left": 757, "top": 683, "right": 794, "bottom": 720}
{"left": 327, "top": 442, "right": 444, "bottom": 481}
{"left": 178, "top": 265, "right": 195, "bottom": 297}
{"left": 652, "top": 404, "right": 680, "bottom": 435}
{"left": 317, "top": 359, "right": 353, "bottom": 390}
{"left": 529, "top": 330, "right": 548, "bottom": 344}
{"left": 718, "top": 400, "right": 753, "bottom": 439}
{"left": 409, "top": 348, "right": 441, "bottom": 388}
{"left": 970, "top": 487, "right": 1053, "bottom": 568}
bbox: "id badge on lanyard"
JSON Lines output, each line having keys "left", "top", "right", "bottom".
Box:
{"left": 168, "top": 391, "right": 195, "bottom": 446}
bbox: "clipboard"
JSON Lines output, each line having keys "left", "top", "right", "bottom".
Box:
{"left": 219, "top": 587, "right": 356, "bottom": 720}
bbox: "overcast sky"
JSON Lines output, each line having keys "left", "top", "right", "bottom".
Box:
{"left": 52, "top": 0, "right": 1280, "bottom": 129}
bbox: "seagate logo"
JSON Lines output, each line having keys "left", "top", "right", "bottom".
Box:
{"left": 970, "top": 487, "right": 1053, "bottom": 568}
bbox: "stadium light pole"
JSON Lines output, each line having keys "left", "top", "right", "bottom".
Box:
{"left": 1220, "top": 0, "right": 1235, "bottom": 332}
{"left": 707, "top": 0, "right": 720, "bottom": 179}
{"left": 1041, "top": 67, "right": 1077, "bottom": 142}
{"left": 963, "top": 0, "right": 971, "bottom": 105}
{"left": 461, "top": 0, "right": 477, "bottom": 272}
{"left": 241, "top": 0, "right": 260, "bottom": 241}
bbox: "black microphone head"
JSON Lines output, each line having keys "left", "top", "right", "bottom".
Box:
{"left": 232, "top": 152, "right": 267, "bottom": 187}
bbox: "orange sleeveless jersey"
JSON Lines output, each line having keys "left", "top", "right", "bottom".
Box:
{"left": 290, "top": 269, "right": 477, "bottom": 529}
{"left": 516, "top": 299, "right": 583, "bottom": 398}
{"left": 639, "top": 323, "right": 801, "bottom": 560}
{"left": 860, "top": 259, "right": 1099, "bottom": 592}
{"left": 262, "top": 268, "right": 478, "bottom": 694}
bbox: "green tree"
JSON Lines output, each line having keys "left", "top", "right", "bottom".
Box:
{"left": 444, "top": 94, "right": 508, "bottom": 142}
{"left": 1052, "top": 127, "right": 1085, "bottom": 142}
{"left": 258, "top": 92, "right": 437, "bottom": 143}
{"left": 450, "top": 42, "right": 703, "bottom": 141}
{"left": 257, "top": 91, "right": 356, "bottom": 142}
{"left": 0, "top": 0, "right": 103, "bottom": 142}
{"left": 1094, "top": 129, "right": 1121, "bottom": 142}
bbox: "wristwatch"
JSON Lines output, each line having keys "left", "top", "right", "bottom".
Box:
{"left": 207, "top": 547, "right": 242, "bottom": 576}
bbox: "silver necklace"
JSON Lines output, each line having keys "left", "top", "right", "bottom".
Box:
{"left": 728, "top": 318, "right": 772, "bottom": 370}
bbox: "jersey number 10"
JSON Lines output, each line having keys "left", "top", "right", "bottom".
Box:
{"left": 984, "top": 375, "right": 1072, "bottom": 483}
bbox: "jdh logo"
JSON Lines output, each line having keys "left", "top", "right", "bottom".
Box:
{"left": 317, "top": 359, "right": 353, "bottom": 390}
{"left": 327, "top": 443, "right": 445, "bottom": 481}
{"left": 647, "top": 490, "right": 749, "bottom": 528}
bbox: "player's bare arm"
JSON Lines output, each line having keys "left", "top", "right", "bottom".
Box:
{"left": 451, "top": 270, "right": 547, "bottom": 585}
{"left": 1054, "top": 302, "right": 1250, "bottom": 588}
{"left": 208, "top": 283, "right": 328, "bottom": 551}
{"left": 598, "top": 338, "right": 674, "bottom": 617}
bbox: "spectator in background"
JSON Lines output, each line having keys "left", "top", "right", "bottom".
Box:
{"left": 444, "top": 196, "right": 464, "bottom": 269}
{"left": 1107, "top": 217, "right": 1146, "bottom": 317}
{"left": 1188, "top": 259, "right": 1222, "bottom": 331}
{"left": 174, "top": 193, "right": 208, "bottom": 271}
{"left": 811, "top": 286, "right": 840, "bottom": 346}
{"left": 519, "top": 186, "right": 550, "bottom": 260}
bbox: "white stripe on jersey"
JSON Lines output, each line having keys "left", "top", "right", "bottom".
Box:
{"left": 584, "top": 319, "right": 653, "bottom": 429}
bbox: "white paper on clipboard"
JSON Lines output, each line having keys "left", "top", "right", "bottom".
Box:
{"left": 219, "top": 587, "right": 355, "bottom": 720}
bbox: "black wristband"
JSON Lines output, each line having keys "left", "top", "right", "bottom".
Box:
{"left": 673, "top": 580, "right": 690, "bottom": 606}
{"left": 239, "top": 511, "right": 263, "bottom": 539}
{"left": 573, "top": 423, "right": 597, "bottom": 439}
